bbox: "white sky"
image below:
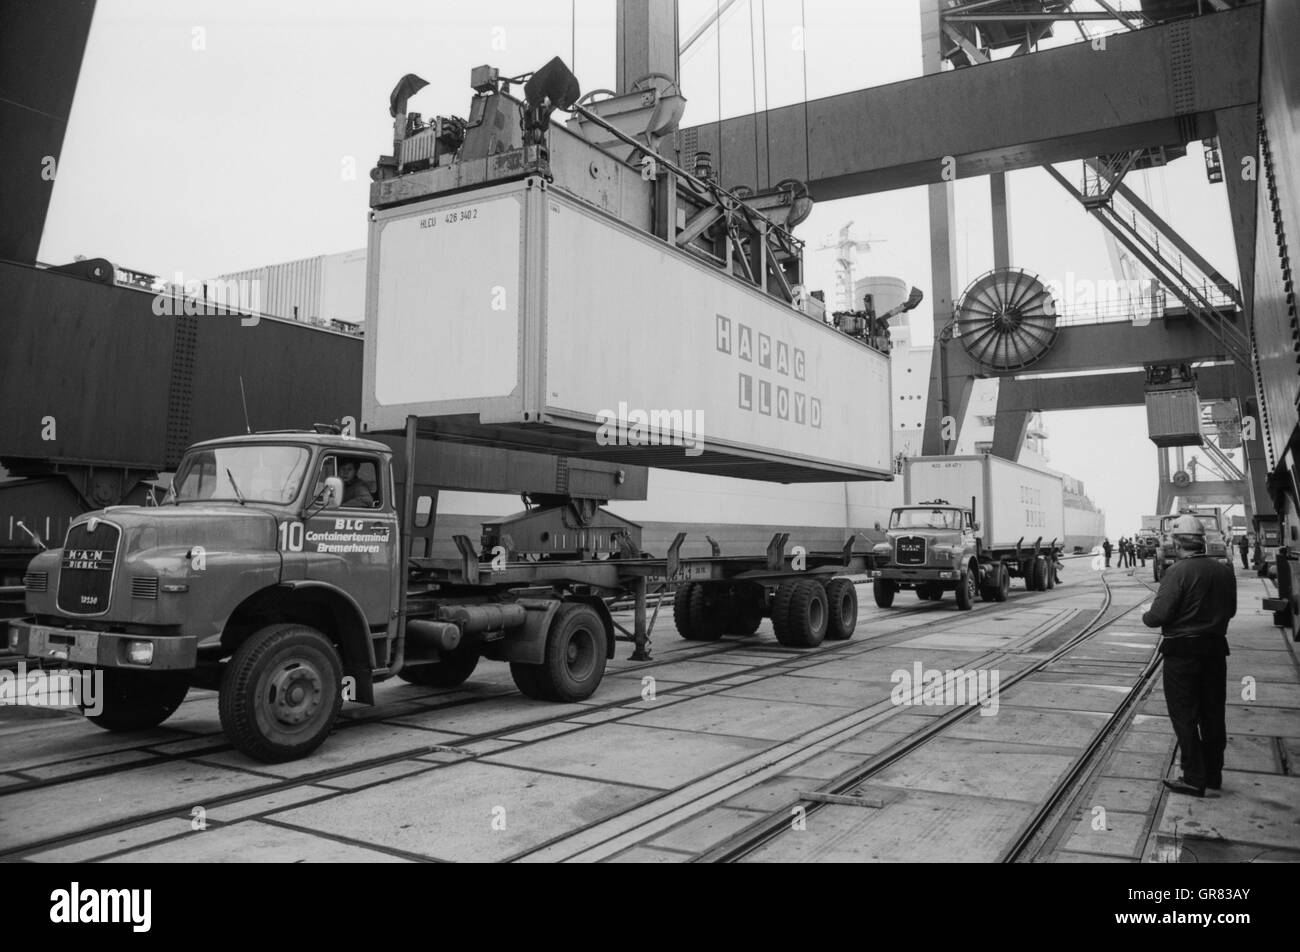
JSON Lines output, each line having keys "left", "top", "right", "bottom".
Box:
{"left": 38, "top": 0, "right": 1248, "bottom": 536}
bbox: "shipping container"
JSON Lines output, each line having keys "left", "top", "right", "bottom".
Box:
{"left": 904, "top": 455, "right": 1066, "bottom": 550}
{"left": 360, "top": 177, "right": 894, "bottom": 483}
{"left": 1145, "top": 387, "right": 1204, "bottom": 447}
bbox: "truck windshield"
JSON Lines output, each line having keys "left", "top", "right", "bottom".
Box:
{"left": 891, "top": 509, "right": 961, "bottom": 530}
{"left": 172, "top": 445, "right": 309, "bottom": 505}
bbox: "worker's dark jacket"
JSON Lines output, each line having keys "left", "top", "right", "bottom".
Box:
{"left": 1141, "top": 554, "right": 1236, "bottom": 657}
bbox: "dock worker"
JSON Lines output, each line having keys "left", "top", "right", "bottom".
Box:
{"left": 1141, "top": 514, "right": 1236, "bottom": 798}
{"left": 1238, "top": 533, "right": 1250, "bottom": 570}
{"left": 1102, "top": 538, "right": 1112, "bottom": 568}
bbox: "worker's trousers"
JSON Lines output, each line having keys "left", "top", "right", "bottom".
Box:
{"left": 1162, "top": 653, "right": 1227, "bottom": 788}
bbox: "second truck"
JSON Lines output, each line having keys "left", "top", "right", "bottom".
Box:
{"left": 871, "top": 455, "right": 1066, "bottom": 610}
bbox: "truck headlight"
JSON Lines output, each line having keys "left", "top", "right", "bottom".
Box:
{"left": 125, "top": 640, "right": 155, "bottom": 665}
{"left": 872, "top": 543, "right": 891, "bottom": 554}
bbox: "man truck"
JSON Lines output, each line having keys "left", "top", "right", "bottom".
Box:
{"left": 871, "top": 455, "right": 1065, "bottom": 610}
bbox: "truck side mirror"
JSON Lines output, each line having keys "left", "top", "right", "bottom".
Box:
{"left": 322, "top": 476, "right": 344, "bottom": 509}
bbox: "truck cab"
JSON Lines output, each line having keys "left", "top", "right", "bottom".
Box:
{"left": 870, "top": 501, "right": 1000, "bottom": 611}
{"left": 8, "top": 431, "right": 614, "bottom": 762}
{"left": 1153, "top": 508, "right": 1232, "bottom": 580}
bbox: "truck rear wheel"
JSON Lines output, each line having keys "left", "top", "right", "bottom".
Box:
{"left": 993, "top": 564, "right": 1010, "bottom": 602}
{"left": 219, "top": 623, "right": 343, "bottom": 763}
{"left": 83, "top": 670, "right": 189, "bottom": 732}
{"left": 398, "top": 649, "right": 480, "bottom": 687}
{"left": 1031, "top": 558, "right": 1048, "bottom": 591}
{"left": 873, "top": 579, "right": 896, "bottom": 608}
{"left": 955, "top": 567, "right": 977, "bottom": 611}
{"left": 824, "top": 578, "right": 858, "bottom": 640}
{"left": 774, "top": 579, "right": 828, "bottom": 648}
{"left": 517, "top": 602, "right": 607, "bottom": 702}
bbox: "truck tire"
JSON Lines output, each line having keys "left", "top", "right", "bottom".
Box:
{"left": 824, "top": 578, "right": 858, "bottom": 640}
{"left": 775, "top": 579, "right": 828, "bottom": 648}
{"left": 1024, "top": 560, "right": 1039, "bottom": 591}
{"left": 1153, "top": 559, "right": 1163, "bottom": 582}
{"left": 955, "top": 566, "right": 977, "bottom": 611}
{"left": 726, "top": 598, "right": 764, "bottom": 636}
{"left": 219, "top": 623, "right": 343, "bottom": 763}
{"left": 398, "top": 648, "right": 480, "bottom": 687}
{"left": 993, "top": 564, "right": 1010, "bottom": 602}
{"left": 673, "top": 583, "right": 698, "bottom": 639}
{"left": 771, "top": 579, "right": 801, "bottom": 636}
{"left": 873, "top": 579, "right": 896, "bottom": 608}
{"left": 529, "top": 602, "right": 608, "bottom": 702}
{"left": 83, "top": 670, "right": 189, "bottom": 732}
{"left": 510, "top": 662, "right": 549, "bottom": 700}
{"left": 1032, "top": 558, "right": 1048, "bottom": 591}
{"left": 687, "top": 584, "right": 726, "bottom": 641}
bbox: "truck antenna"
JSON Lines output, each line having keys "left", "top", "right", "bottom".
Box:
{"left": 239, "top": 376, "right": 252, "bottom": 434}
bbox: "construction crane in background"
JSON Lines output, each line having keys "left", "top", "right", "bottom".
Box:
{"left": 817, "top": 221, "right": 889, "bottom": 312}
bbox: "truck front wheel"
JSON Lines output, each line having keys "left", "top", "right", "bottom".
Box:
{"left": 219, "top": 623, "right": 343, "bottom": 763}
{"left": 511, "top": 602, "right": 607, "bottom": 702}
{"left": 873, "top": 579, "right": 896, "bottom": 608}
{"left": 84, "top": 670, "right": 189, "bottom": 732}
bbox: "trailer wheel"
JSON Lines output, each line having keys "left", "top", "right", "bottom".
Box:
{"left": 218, "top": 623, "right": 343, "bottom": 763}
{"left": 775, "top": 579, "right": 828, "bottom": 648}
{"left": 955, "top": 567, "right": 977, "bottom": 611}
{"left": 83, "top": 670, "right": 189, "bottom": 732}
{"left": 398, "top": 649, "right": 480, "bottom": 687}
{"left": 673, "top": 583, "right": 698, "bottom": 639}
{"left": 771, "top": 579, "right": 800, "bottom": 635}
{"left": 824, "top": 578, "right": 858, "bottom": 640}
{"left": 726, "top": 595, "right": 764, "bottom": 636}
{"left": 531, "top": 602, "right": 608, "bottom": 702}
{"left": 686, "top": 584, "right": 726, "bottom": 641}
{"left": 1153, "top": 560, "right": 1163, "bottom": 583}
{"left": 873, "top": 579, "right": 896, "bottom": 608}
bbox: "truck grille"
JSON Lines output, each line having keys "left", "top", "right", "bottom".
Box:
{"left": 131, "top": 577, "right": 159, "bottom": 599}
{"left": 23, "top": 572, "right": 47, "bottom": 592}
{"left": 57, "top": 521, "right": 120, "bottom": 615}
{"left": 895, "top": 537, "right": 927, "bottom": 565}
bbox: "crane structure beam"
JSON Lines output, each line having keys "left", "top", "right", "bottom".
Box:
{"left": 675, "top": 5, "right": 1260, "bottom": 200}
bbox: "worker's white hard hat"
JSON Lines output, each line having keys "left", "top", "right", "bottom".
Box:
{"left": 1170, "top": 514, "right": 1205, "bottom": 536}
